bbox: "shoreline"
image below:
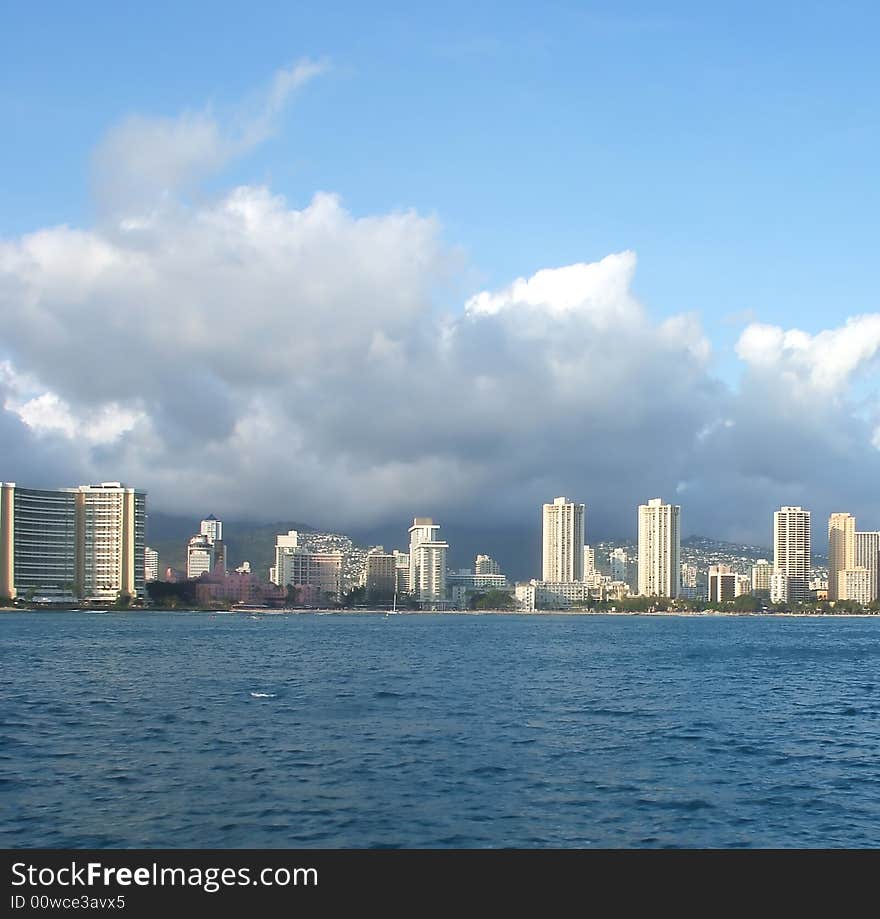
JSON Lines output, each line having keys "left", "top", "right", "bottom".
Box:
{"left": 2, "top": 607, "right": 878, "bottom": 618}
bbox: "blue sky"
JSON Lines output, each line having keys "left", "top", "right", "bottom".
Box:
{"left": 2, "top": 2, "right": 880, "bottom": 558}
{"left": 6, "top": 2, "right": 880, "bottom": 350}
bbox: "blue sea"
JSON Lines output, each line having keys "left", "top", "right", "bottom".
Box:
{"left": 2, "top": 611, "right": 880, "bottom": 848}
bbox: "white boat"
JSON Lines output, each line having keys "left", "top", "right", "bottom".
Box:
{"left": 386, "top": 587, "right": 401, "bottom": 616}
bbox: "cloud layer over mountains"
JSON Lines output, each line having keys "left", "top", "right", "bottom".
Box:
{"left": 2, "top": 63, "right": 880, "bottom": 558}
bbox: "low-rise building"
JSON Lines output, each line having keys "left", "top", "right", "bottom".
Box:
{"left": 838, "top": 567, "right": 872, "bottom": 606}
{"left": 515, "top": 579, "right": 595, "bottom": 611}
{"left": 195, "top": 569, "right": 286, "bottom": 607}
{"left": 447, "top": 572, "right": 509, "bottom": 608}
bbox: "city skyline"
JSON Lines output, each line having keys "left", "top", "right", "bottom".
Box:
{"left": 5, "top": 476, "right": 880, "bottom": 609}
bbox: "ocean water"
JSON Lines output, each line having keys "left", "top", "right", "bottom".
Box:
{"left": 2, "top": 611, "right": 880, "bottom": 848}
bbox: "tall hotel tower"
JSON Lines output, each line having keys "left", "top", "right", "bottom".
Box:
{"left": 542, "top": 497, "right": 585, "bottom": 583}
{"left": 774, "top": 506, "right": 811, "bottom": 603}
{"left": 637, "top": 498, "right": 681, "bottom": 598}
{"left": 855, "top": 531, "right": 880, "bottom": 603}
{"left": 0, "top": 482, "right": 145, "bottom": 602}
{"left": 408, "top": 518, "right": 448, "bottom": 608}
{"left": 828, "top": 512, "right": 855, "bottom": 601}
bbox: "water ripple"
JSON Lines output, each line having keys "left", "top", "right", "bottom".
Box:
{"left": 3, "top": 611, "right": 880, "bottom": 847}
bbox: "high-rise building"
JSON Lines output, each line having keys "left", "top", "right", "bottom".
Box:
{"left": 393, "top": 550, "right": 410, "bottom": 596}
{"left": 186, "top": 535, "right": 214, "bottom": 580}
{"left": 828, "top": 513, "right": 855, "bottom": 602}
{"left": 271, "top": 530, "right": 342, "bottom": 602}
{"left": 751, "top": 559, "right": 773, "bottom": 594}
{"left": 408, "top": 517, "right": 448, "bottom": 608}
{"left": 144, "top": 546, "right": 159, "bottom": 583}
{"left": 364, "top": 549, "right": 396, "bottom": 603}
{"left": 774, "top": 506, "right": 811, "bottom": 603}
{"left": 583, "top": 545, "right": 596, "bottom": 580}
{"left": 680, "top": 563, "right": 697, "bottom": 589}
{"left": 770, "top": 572, "right": 789, "bottom": 604}
{"left": 855, "top": 531, "right": 880, "bottom": 603}
{"left": 637, "top": 498, "right": 681, "bottom": 598}
{"left": 75, "top": 483, "right": 146, "bottom": 602}
{"left": 542, "top": 497, "right": 585, "bottom": 583}
{"left": 185, "top": 514, "right": 226, "bottom": 578}
{"left": 0, "top": 482, "right": 146, "bottom": 602}
{"left": 609, "top": 548, "right": 628, "bottom": 583}
{"left": 678, "top": 561, "right": 698, "bottom": 600}
{"left": 200, "top": 514, "right": 222, "bottom": 544}
{"left": 841, "top": 567, "right": 872, "bottom": 606}
{"left": 708, "top": 564, "right": 737, "bottom": 602}
{"left": 1, "top": 483, "right": 77, "bottom": 601}
{"left": 475, "top": 554, "right": 501, "bottom": 576}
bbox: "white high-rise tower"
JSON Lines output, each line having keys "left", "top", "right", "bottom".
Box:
{"left": 542, "top": 497, "right": 585, "bottom": 583}
{"left": 855, "top": 531, "right": 880, "bottom": 603}
{"left": 774, "top": 506, "right": 811, "bottom": 603}
{"left": 637, "top": 498, "right": 681, "bottom": 598}
{"left": 408, "top": 517, "right": 448, "bottom": 608}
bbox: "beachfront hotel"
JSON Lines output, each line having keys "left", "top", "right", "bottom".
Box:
{"left": 408, "top": 518, "right": 449, "bottom": 608}
{"left": 0, "top": 482, "right": 146, "bottom": 602}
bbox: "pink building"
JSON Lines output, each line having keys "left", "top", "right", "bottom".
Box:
{"left": 195, "top": 569, "right": 286, "bottom": 607}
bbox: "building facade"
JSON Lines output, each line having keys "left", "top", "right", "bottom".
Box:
{"left": 774, "top": 506, "right": 811, "bottom": 603}
{"left": 271, "top": 530, "right": 343, "bottom": 602}
{"left": 364, "top": 550, "right": 396, "bottom": 603}
{"left": 770, "top": 572, "right": 789, "bottom": 604}
{"left": 448, "top": 572, "right": 509, "bottom": 608}
{"left": 637, "top": 498, "right": 681, "bottom": 598}
{"left": 75, "top": 483, "right": 146, "bottom": 601}
{"left": 751, "top": 559, "right": 773, "bottom": 594}
{"left": 408, "top": 518, "right": 448, "bottom": 608}
{"left": 542, "top": 497, "right": 585, "bottom": 583}
{"left": 186, "top": 514, "right": 226, "bottom": 579}
{"left": 0, "top": 484, "right": 77, "bottom": 600}
{"left": 516, "top": 579, "right": 594, "bottom": 611}
{"left": 828, "top": 513, "right": 855, "bottom": 602}
{"left": 708, "top": 564, "right": 737, "bottom": 603}
{"left": 144, "top": 546, "right": 159, "bottom": 583}
{"left": 0, "top": 482, "right": 145, "bottom": 602}
{"left": 474, "top": 554, "right": 501, "bottom": 576}
{"left": 855, "top": 531, "right": 880, "bottom": 603}
{"left": 195, "top": 568, "right": 286, "bottom": 608}
{"left": 393, "top": 550, "right": 410, "bottom": 596}
{"left": 583, "top": 545, "right": 596, "bottom": 580}
{"left": 186, "top": 536, "right": 215, "bottom": 580}
{"left": 840, "top": 567, "right": 872, "bottom": 606}
{"left": 610, "top": 548, "right": 628, "bottom": 583}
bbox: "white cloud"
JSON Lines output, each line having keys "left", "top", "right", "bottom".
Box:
{"left": 464, "top": 251, "right": 641, "bottom": 327}
{"left": 736, "top": 315, "right": 880, "bottom": 392}
{"left": 0, "top": 361, "right": 143, "bottom": 445}
{"left": 91, "top": 58, "right": 327, "bottom": 216}
{"left": 3, "top": 68, "right": 880, "bottom": 571}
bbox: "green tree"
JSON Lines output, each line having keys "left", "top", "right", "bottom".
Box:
{"left": 469, "top": 589, "right": 516, "bottom": 610}
{"left": 340, "top": 586, "right": 367, "bottom": 608}
{"left": 146, "top": 580, "right": 197, "bottom": 609}
{"left": 730, "top": 594, "right": 760, "bottom": 612}
{"left": 112, "top": 591, "right": 133, "bottom": 610}
{"left": 285, "top": 584, "right": 303, "bottom": 606}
